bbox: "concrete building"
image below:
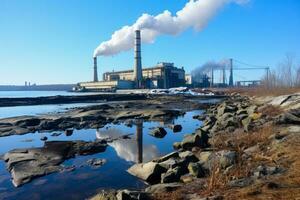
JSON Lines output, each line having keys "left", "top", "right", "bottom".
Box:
{"left": 103, "top": 62, "right": 185, "bottom": 89}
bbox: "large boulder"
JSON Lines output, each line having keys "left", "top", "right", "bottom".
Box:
{"left": 161, "top": 166, "right": 185, "bottom": 183}
{"left": 127, "top": 161, "right": 167, "bottom": 184}
{"left": 149, "top": 127, "right": 167, "bottom": 138}
{"left": 181, "top": 130, "right": 208, "bottom": 150}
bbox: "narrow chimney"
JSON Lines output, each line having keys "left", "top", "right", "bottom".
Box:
{"left": 93, "top": 57, "right": 98, "bottom": 82}
{"left": 134, "top": 30, "right": 142, "bottom": 88}
{"left": 229, "top": 58, "right": 233, "bottom": 86}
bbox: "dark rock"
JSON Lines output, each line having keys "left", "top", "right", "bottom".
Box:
{"left": 15, "top": 118, "right": 41, "bottom": 128}
{"left": 61, "top": 165, "right": 76, "bottom": 172}
{"left": 87, "top": 158, "right": 107, "bottom": 168}
{"left": 65, "top": 128, "right": 74, "bottom": 136}
{"left": 3, "top": 140, "right": 107, "bottom": 187}
{"left": 161, "top": 166, "right": 184, "bottom": 183}
{"left": 50, "top": 132, "right": 62, "bottom": 137}
{"left": 116, "top": 189, "right": 149, "bottom": 200}
{"left": 188, "top": 162, "right": 205, "bottom": 178}
{"left": 276, "top": 111, "right": 300, "bottom": 125}
{"left": 178, "top": 151, "right": 198, "bottom": 163}
{"left": 168, "top": 124, "right": 182, "bottom": 133}
{"left": 40, "top": 136, "right": 48, "bottom": 141}
{"left": 149, "top": 127, "right": 167, "bottom": 138}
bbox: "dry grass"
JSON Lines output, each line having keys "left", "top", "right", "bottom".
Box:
{"left": 152, "top": 124, "right": 300, "bottom": 200}
{"left": 258, "top": 104, "right": 283, "bottom": 117}
{"left": 226, "top": 86, "right": 300, "bottom": 97}
{"left": 211, "top": 125, "right": 274, "bottom": 151}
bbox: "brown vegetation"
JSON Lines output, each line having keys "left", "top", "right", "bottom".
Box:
{"left": 226, "top": 86, "right": 300, "bottom": 97}
{"left": 152, "top": 123, "right": 300, "bottom": 200}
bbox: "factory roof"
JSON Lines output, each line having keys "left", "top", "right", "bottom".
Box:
{"left": 104, "top": 63, "right": 184, "bottom": 75}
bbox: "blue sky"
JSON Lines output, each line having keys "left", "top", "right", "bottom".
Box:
{"left": 0, "top": 0, "right": 299, "bottom": 85}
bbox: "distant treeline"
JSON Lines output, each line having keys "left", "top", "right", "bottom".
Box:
{"left": 0, "top": 84, "right": 75, "bottom": 91}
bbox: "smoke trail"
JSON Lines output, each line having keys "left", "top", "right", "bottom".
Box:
{"left": 93, "top": 0, "right": 248, "bottom": 57}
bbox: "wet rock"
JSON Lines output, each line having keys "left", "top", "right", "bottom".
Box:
{"left": 40, "top": 136, "right": 48, "bottom": 141}
{"left": 50, "top": 132, "right": 62, "bottom": 137}
{"left": 168, "top": 124, "right": 182, "bottom": 133}
{"left": 15, "top": 118, "right": 41, "bottom": 128}
{"left": 145, "top": 183, "right": 182, "bottom": 193}
{"left": 188, "top": 162, "right": 205, "bottom": 178}
{"left": 127, "top": 161, "right": 167, "bottom": 184}
{"left": 61, "top": 165, "right": 76, "bottom": 172}
{"left": 149, "top": 127, "right": 167, "bottom": 138}
{"left": 65, "top": 128, "right": 74, "bottom": 136}
{"left": 87, "top": 158, "right": 107, "bottom": 168}
{"left": 3, "top": 140, "right": 107, "bottom": 187}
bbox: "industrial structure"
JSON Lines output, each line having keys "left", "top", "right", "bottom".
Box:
{"left": 190, "top": 58, "right": 270, "bottom": 88}
{"left": 75, "top": 30, "right": 186, "bottom": 91}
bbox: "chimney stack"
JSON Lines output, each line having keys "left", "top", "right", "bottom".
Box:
{"left": 93, "top": 57, "right": 98, "bottom": 82}
{"left": 229, "top": 58, "right": 233, "bottom": 87}
{"left": 134, "top": 30, "right": 142, "bottom": 88}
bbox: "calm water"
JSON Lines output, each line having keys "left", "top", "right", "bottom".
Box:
{"left": 0, "top": 91, "right": 216, "bottom": 200}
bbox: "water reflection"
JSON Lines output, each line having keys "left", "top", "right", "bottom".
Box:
{"left": 96, "top": 121, "right": 159, "bottom": 163}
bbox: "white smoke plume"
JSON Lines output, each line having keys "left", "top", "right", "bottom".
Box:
{"left": 93, "top": 0, "right": 248, "bottom": 57}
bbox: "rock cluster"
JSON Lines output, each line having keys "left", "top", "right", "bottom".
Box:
{"left": 1, "top": 140, "right": 107, "bottom": 187}
{"left": 198, "top": 94, "right": 267, "bottom": 133}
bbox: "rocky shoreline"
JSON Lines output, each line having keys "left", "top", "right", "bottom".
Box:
{"left": 89, "top": 93, "right": 300, "bottom": 200}
{"left": 0, "top": 94, "right": 222, "bottom": 190}
{"left": 0, "top": 95, "right": 215, "bottom": 137}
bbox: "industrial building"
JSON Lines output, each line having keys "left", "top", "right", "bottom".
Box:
{"left": 75, "top": 30, "right": 186, "bottom": 91}
{"left": 103, "top": 62, "right": 185, "bottom": 89}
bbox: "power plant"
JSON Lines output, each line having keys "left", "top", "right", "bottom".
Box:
{"left": 76, "top": 30, "right": 186, "bottom": 91}
{"left": 75, "top": 29, "right": 269, "bottom": 92}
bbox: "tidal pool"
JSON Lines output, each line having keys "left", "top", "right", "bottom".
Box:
{"left": 0, "top": 110, "right": 203, "bottom": 200}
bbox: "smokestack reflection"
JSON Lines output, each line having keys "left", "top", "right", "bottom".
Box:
{"left": 136, "top": 120, "right": 143, "bottom": 163}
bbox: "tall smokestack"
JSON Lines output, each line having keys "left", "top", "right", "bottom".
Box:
{"left": 134, "top": 30, "right": 142, "bottom": 88}
{"left": 93, "top": 57, "right": 98, "bottom": 82}
{"left": 229, "top": 58, "right": 233, "bottom": 86}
